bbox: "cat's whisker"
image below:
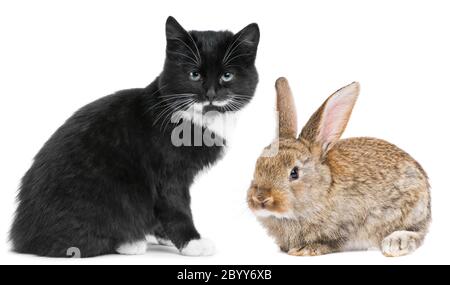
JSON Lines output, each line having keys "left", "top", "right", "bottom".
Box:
{"left": 224, "top": 99, "right": 238, "bottom": 111}
{"left": 231, "top": 97, "right": 248, "bottom": 105}
{"left": 229, "top": 96, "right": 246, "bottom": 103}
{"left": 153, "top": 98, "right": 192, "bottom": 126}
{"left": 179, "top": 60, "right": 198, "bottom": 68}
{"left": 153, "top": 104, "right": 177, "bottom": 126}
{"left": 152, "top": 96, "right": 186, "bottom": 105}
{"left": 222, "top": 64, "right": 242, "bottom": 69}
{"left": 148, "top": 97, "right": 182, "bottom": 111}
{"left": 228, "top": 98, "right": 247, "bottom": 111}
{"left": 168, "top": 38, "right": 200, "bottom": 65}
{"left": 161, "top": 99, "right": 197, "bottom": 133}
{"left": 152, "top": 91, "right": 199, "bottom": 126}
{"left": 223, "top": 39, "right": 253, "bottom": 65}
{"left": 229, "top": 101, "right": 241, "bottom": 112}
{"left": 230, "top": 95, "right": 252, "bottom": 102}
{"left": 165, "top": 99, "right": 195, "bottom": 124}
{"left": 186, "top": 32, "right": 202, "bottom": 64}
{"left": 224, "top": 53, "right": 254, "bottom": 67}
{"left": 143, "top": 84, "right": 168, "bottom": 114}
{"left": 159, "top": 93, "right": 197, "bottom": 98}
{"left": 148, "top": 93, "right": 198, "bottom": 113}
{"left": 222, "top": 32, "right": 244, "bottom": 64}
{"left": 164, "top": 104, "right": 193, "bottom": 132}
{"left": 224, "top": 103, "right": 233, "bottom": 113}
{"left": 166, "top": 50, "right": 198, "bottom": 66}
{"left": 230, "top": 93, "right": 252, "bottom": 98}
{"left": 159, "top": 98, "right": 193, "bottom": 119}
{"left": 152, "top": 84, "right": 167, "bottom": 96}
{"left": 230, "top": 100, "right": 248, "bottom": 107}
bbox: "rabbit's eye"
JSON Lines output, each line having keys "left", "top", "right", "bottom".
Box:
{"left": 290, "top": 167, "right": 299, "bottom": 180}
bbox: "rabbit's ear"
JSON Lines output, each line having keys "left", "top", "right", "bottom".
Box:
{"left": 300, "top": 82, "right": 359, "bottom": 155}
{"left": 276, "top": 77, "right": 297, "bottom": 139}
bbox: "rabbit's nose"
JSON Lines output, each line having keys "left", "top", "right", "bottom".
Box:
{"left": 252, "top": 195, "right": 274, "bottom": 208}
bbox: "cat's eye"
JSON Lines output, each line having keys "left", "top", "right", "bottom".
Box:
{"left": 221, "top": 72, "right": 234, "bottom": 82}
{"left": 189, "top": 71, "right": 201, "bottom": 81}
{"left": 289, "top": 167, "right": 299, "bottom": 180}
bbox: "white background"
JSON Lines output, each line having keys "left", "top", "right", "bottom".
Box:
{"left": 0, "top": 0, "right": 449, "bottom": 265}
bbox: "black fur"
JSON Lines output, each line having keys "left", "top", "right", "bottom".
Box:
{"left": 10, "top": 16, "right": 259, "bottom": 257}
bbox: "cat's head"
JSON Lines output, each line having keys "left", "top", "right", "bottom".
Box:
{"left": 158, "top": 16, "right": 259, "bottom": 116}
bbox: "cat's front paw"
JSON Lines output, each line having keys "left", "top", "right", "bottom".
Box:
{"left": 180, "top": 238, "right": 215, "bottom": 256}
{"left": 116, "top": 240, "right": 147, "bottom": 255}
{"left": 157, "top": 237, "right": 174, "bottom": 247}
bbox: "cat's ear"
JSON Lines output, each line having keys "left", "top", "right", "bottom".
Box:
{"left": 234, "top": 23, "right": 260, "bottom": 48}
{"left": 223, "top": 23, "right": 259, "bottom": 66}
{"left": 165, "top": 16, "right": 189, "bottom": 40}
{"left": 165, "top": 17, "right": 200, "bottom": 63}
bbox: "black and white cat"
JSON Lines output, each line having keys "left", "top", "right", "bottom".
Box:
{"left": 10, "top": 16, "right": 259, "bottom": 257}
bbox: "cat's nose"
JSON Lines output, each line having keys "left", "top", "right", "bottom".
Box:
{"left": 206, "top": 87, "right": 216, "bottom": 101}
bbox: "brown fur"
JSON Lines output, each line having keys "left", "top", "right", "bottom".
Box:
{"left": 276, "top": 77, "right": 298, "bottom": 139}
{"left": 247, "top": 78, "right": 431, "bottom": 257}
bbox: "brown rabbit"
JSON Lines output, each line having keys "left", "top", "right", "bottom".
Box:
{"left": 247, "top": 78, "right": 431, "bottom": 257}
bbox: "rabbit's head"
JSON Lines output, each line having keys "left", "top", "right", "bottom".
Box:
{"left": 247, "top": 78, "right": 360, "bottom": 219}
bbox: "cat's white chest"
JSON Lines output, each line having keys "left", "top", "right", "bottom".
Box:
{"left": 179, "top": 103, "right": 240, "bottom": 143}
{"left": 202, "top": 111, "right": 239, "bottom": 142}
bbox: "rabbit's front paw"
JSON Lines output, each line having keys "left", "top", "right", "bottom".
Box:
{"left": 287, "top": 244, "right": 332, "bottom": 256}
{"left": 381, "top": 231, "right": 421, "bottom": 257}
